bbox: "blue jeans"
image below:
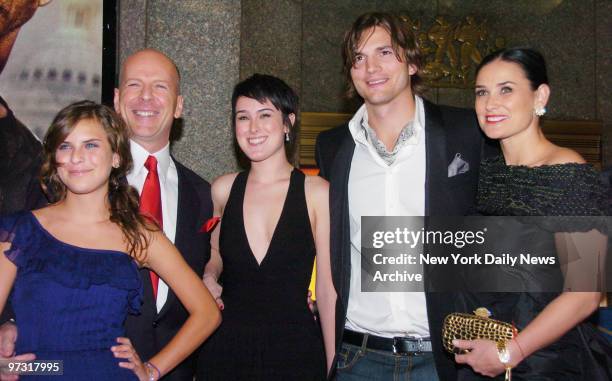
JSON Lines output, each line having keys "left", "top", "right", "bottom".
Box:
{"left": 335, "top": 342, "right": 439, "bottom": 381}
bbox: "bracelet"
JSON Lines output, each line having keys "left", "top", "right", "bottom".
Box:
{"left": 496, "top": 340, "right": 513, "bottom": 381}
{"left": 145, "top": 361, "right": 161, "bottom": 381}
{"left": 512, "top": 337, "right": 526, "bottom": 361}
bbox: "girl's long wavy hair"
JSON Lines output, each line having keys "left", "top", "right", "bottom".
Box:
{"left": 40, "top": 100, "right": 151, "bottom": 263}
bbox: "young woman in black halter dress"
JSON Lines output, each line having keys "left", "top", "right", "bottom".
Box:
{"left": 197, "top": 74, "right": 336, "bottom": 380}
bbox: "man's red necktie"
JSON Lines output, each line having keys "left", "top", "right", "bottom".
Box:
{"left": 140, "top": 155, "right": 163, "bottom": 300}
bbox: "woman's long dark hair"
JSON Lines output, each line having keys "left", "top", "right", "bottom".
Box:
{"left": 40, "top": 100, "right": 150, "bottom": 263}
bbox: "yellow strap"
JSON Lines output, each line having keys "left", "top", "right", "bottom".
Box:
{"left": 308, "top": 258, "right": 316, "bottom": 299}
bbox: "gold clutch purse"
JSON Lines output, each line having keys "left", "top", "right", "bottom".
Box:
{"left": 442, "top": 307, "right": 516, "bottom": 354}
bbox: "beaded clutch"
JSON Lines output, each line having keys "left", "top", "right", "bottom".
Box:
{"left": 442, "top": 308, "right": 516, "bottom": 354}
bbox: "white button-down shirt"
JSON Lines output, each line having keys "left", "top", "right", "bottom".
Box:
{"left": 345, "top": 96, "right": 430, "bottom": 338}
{"left": 127, "top": 140, "right": 178, "bottom": 313}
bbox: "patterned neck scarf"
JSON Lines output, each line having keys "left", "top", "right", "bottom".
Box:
{"left": 361, "top": 118, "right": 415, "bottom": 165}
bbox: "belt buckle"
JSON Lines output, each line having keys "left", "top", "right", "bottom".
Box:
{"left": 415, "top": 337, "right": 424, "bottom": 354}
{"left": 392, "top": 337, "right": 423, "bottom": 356}
{"left": 392, "top": 337, "right": 402, "bottom": 355}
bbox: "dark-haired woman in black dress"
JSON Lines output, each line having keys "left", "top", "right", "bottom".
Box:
{"left": 452, "top": 48, "right": 610, "bottom": 380}
{"left": 197, "top": 74, "right": 336, "bottom": 380}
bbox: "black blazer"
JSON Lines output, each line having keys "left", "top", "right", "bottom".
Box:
{"left": 0, "top": 98, "right": 46, "bottom": 324}
{"left": 0, "top": 97, "right": 46, "bottom": 216}
{"left": 124, "top": 159, "right": 212, "bottom": 381}
{"left": 315, "top": 99, "right": 496, "bottom": 380}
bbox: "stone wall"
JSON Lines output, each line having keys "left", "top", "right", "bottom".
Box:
{"left": 242, "top": 0, "right": 612, "bottom": 165}
{"left": 118, "top": 1, "right": 612, "bottom": 170}
{"left": 118, "top": 0, "right": 241, "bottom": 181}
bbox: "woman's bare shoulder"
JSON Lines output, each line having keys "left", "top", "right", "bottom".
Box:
{"left": 304, "top": 175, "right": 329, "bottom": 205}
{"left": 304, "top": 174, "right": 329, "bottom": 192}
{"left": 545, "top": 146, "right": 586, "bottom": 165}
{"left": 211, "top": 172, "right": 240, "bottom": 208}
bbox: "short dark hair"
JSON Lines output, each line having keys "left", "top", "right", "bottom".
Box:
{"left": 231, "top": 74, "right": 299, "bottom": 161}
{"left": 476, "top": 47, "right": 549, "bottom": 90}
{"left": 342, "top": 12, "right": 424, "bottom": 98}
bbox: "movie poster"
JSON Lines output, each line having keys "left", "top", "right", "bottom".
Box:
{"left": 0, "top": 0, "right": 103, "bottom": 139}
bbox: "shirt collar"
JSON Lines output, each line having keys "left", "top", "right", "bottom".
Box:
{"left": 348, "top": 95, "right": 426, "bottom": 145}
{"left": 129, "top": 139, "right": 172, "bottom": 183}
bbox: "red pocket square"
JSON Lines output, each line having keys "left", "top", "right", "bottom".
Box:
{"left": 200, "top": 216, "right": 221, "bottom": 233}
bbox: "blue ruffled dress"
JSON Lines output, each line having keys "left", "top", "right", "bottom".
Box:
{"left": 0, "top": 211, "right": 142, "bottom": 380}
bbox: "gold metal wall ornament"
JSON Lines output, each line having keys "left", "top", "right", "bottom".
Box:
{"left": 399, "top": 13, "right": 506, "bottom": 88}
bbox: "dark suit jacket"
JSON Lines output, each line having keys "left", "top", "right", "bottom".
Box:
{"left": 124, "top": 159, "right": 212, "bottom": 381}
{"left": 315, "top": 99, "right": 497, "bottom": 380}
{"left": 0, "top": 97, "right": 46, "bottom": 216}
{"left": 0, "top": 97, "right": 46, "bottom": 324}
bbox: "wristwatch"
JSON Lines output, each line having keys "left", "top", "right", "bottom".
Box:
{"left": 496, "top": 340, "right": 512, "bottom": 381}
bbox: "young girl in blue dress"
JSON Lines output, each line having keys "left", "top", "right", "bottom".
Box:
{"left": 0, "top": 101, "right": 220, "bottom": 380}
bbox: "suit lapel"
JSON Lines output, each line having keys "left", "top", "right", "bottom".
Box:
{"left": 330, "top": 133, "right": 355, "bottom": 310}
{"left": 423, "top": 100, "right": 449, "bottom": 217}
{"left": 155, "top": 159, "right": 190, "bottom": 319}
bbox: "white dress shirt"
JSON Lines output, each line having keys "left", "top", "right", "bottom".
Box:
{"left": 345, "top": 96, "right": 430, "bottom": 338}
{"left": 127, "top": 140, "right": 179, "bottom": 313}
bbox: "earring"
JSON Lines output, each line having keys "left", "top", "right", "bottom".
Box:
{"left": 285, "top": 131, "right": 290, "bottom": 142}
{"left": 535, "top": 106, "right": 547, "bottom": 117}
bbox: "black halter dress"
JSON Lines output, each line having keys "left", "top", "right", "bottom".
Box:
{"left": 197, "top": 169, "right": 325, "bottom": 381}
